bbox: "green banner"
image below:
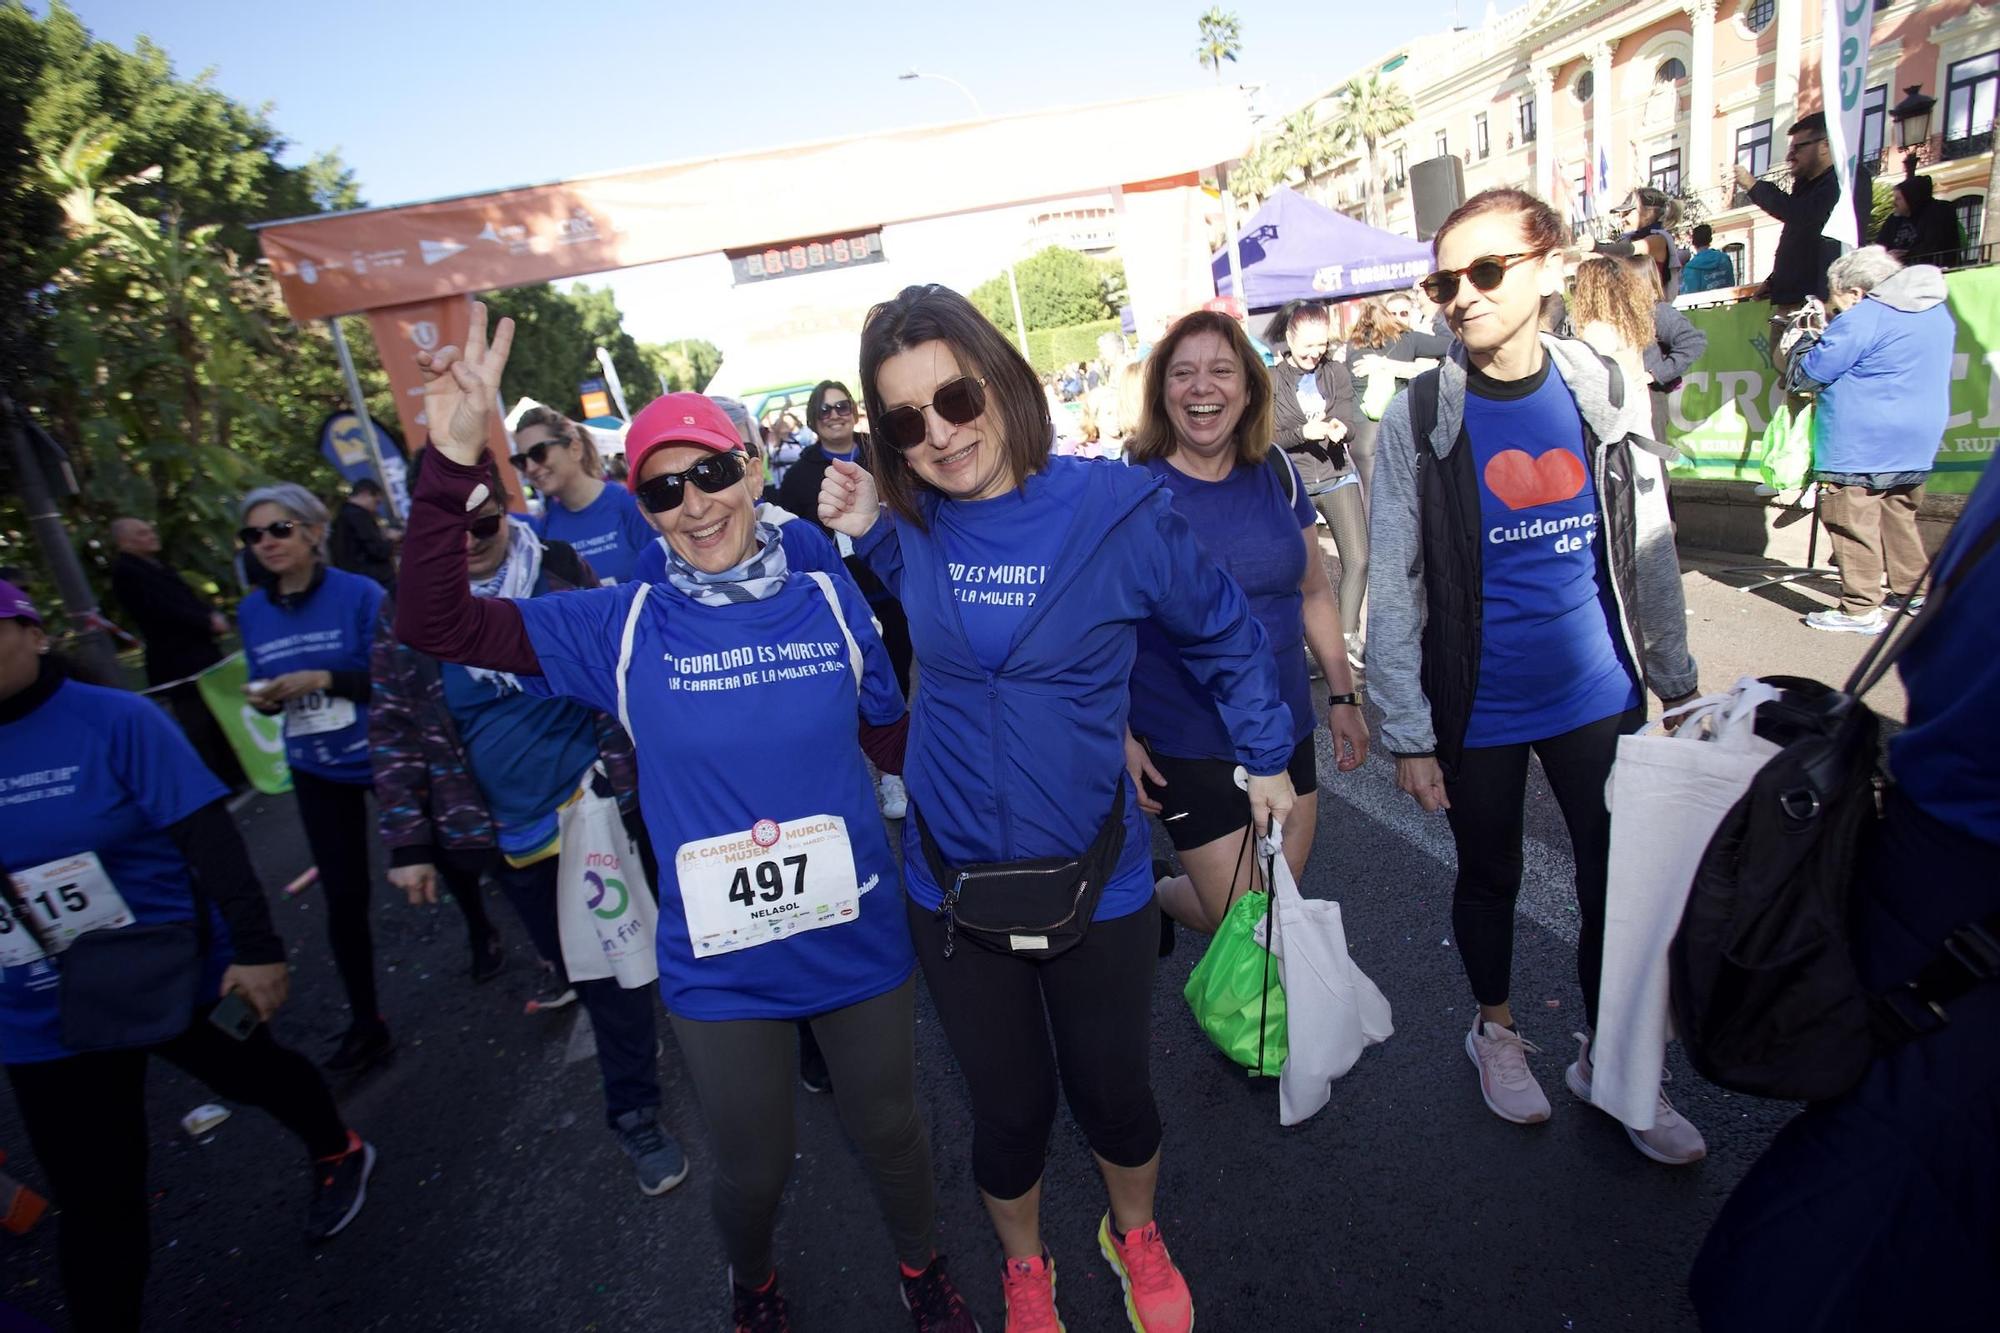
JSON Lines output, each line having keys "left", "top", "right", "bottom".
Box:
{"left": 1666, "top": 266, "right": 2000, "bottom": 496}
{"left": 196, "top": 653, "right": 292, "bottom": 795}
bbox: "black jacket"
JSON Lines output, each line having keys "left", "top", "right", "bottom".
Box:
{"left": 1748, "top": 163, "right": 1873, "bottom": 304}
{"left": 109, "top": 551, "right": 223, "bottom": 686}
{"left": 1878, "top": 203, "right": 1965, "bottom": 268}
{"left": 330, "top": 500, "right": 395, "bottom": 589}
{"left": 777, "top": 437, "right": 895, "bottom": 603}
{"left": 1270, "top": 358, "right": 1361, "bottom": 488}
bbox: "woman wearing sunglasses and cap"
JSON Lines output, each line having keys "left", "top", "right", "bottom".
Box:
{"left": 1366, "top": 188, "right": 1705, "bottom": 1163}
{"left": 395, "top": 306, "right": 978, "bottom": 1333}
{"left": 818, "top": 284, "right": 1294, "bottom": 1333}
{"left": 511, "top": 407, "right": 656, "bottom": 585}
{"left": 236, "top": 484, "right": 498, "bottom": 1075}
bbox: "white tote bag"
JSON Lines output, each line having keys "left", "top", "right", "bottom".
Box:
{"left": 555, "top": 768, "right": 661, "bottom": 989}
{"left": 1261, "top": 822, "right": 1394, "bottom": 1126}
{"left": 1592, "top": 679, "right": 1781, "bottom": 1128}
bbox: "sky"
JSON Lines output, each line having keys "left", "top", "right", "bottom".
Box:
{"left": 47, "top": 0, "right": 1496, "bottom": 354}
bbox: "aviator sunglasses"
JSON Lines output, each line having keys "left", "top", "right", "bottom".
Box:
{"left": 876, "top": 375, "right": 987, "bottom": 451}
{"left": 238, "top": 520, "right": 301, "bottom": 546}
{"left": 634, "top": 451, "right": 748, "bottom": 514}
{"left": 1418, "top": 250, "right": 1547, "bottom": 304}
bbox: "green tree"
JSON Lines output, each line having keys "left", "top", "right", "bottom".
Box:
{"left": 969, "top": 247, "right": 1124, "bottom": 332}
{"left": 1331, "top": 71, "right": 1414, "bottom": 230}
{"left": 1194, "top": 8, "right": 1243, "bottom": 85}
{"left": 485, "top": 282, "right": 655, "bottom": 419}
{"left": 638, "top": 338, "right": 723, "bottom": 395}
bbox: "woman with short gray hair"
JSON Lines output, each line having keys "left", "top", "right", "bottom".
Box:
{"left": 236, "top": 481, "right": 492, "bottom": 1073}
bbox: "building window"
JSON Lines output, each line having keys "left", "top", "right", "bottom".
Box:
{"left": 1575, "top": 70, "right": 1595, "bottom": 104}
{"left": 1945, "top": 51, "right": 2000, "bottom": 148}
{"left": 1435, "top": 130, "right": 1449, "bottom": 158}
{"left": 1722, "top": 242, "right": 1746, "bottom": 286}
{"left": 1649, "top": 148, "right": 1682, "bottom": 195}
{"left": 1519, "top": 94, "right": 1537, "bottom": 144}
{"left": 1656, "top": 57, "right": 1688, "bottom": 84}
{"left": 1956, "top": 194, "right": 1985, "bottom": 260}
{"left": 1475, "top": 113, "right": 1490, "bottom": 160}
{"left": 1859, "top": 83, "right": 1888, "bottom": 167}
{"left": 1736, "top": 119, "right": 1773, "bottom": 177}
{"left": 1744, "top": 0, "right": 1775, "bottom": 33}
{"left": 1391, "top": 145, "right": 1406, "bottom": 184}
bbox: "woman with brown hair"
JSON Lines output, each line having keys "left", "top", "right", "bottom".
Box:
{"left": 819, "top": 284, "right": 1293, "bottom": 1333}
{"left": 1344, "top": 295, "right": 1455, "bottom": 493}
{"left": 511, "top": 406, "right": 654, "bottom": 584}
{"left": 1121, "top": 310, "right": 1367, "bottom": 938}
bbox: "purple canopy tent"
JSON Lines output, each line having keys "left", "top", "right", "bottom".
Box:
{"left": 1213, "top": 188, "right": 1433, "bottom": 311}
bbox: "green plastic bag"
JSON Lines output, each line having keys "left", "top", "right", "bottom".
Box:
{"left": 1184, "top": 888, "right": 1288, "bottom": 1077}
{"left": 1757, "top": 399, "right": 1814, "bottom": 491}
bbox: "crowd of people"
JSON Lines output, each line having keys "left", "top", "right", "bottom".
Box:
{"left": 1, "top": 177, "right": 1994, "bottom": 1333}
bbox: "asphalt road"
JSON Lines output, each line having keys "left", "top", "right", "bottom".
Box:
{"left": 1, "top": 550, "right": 1862, "bottom": 1333}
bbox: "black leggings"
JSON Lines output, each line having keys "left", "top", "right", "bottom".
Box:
{"left": 908, "top": 896, "right": 1163, "bottom": 1200}
{"left": 1442, "top": 704, "right": 1645, "bottom": 1029}
{"left": 290, "top": 769, "right": 380, "bottom": 1025}
{"left": 6, "top": 1010, "right": 349, "bottom": 1333}
{"left": 670, "top": 978, "right": 935, "bottom": 1282}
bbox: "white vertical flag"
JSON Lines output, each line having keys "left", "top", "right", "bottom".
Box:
{"left": 1822, "top": 0, "right": 1877, "bottom": 248}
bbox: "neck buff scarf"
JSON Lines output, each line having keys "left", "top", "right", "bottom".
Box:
{"left": 662, "top": 519, "right": 789, "bottom": 605}
{"left": 465, "top": 516, "right": 545, "bottom": 693}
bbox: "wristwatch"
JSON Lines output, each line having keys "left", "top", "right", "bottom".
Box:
{"left": 1326, "top": 692, "right": 1361, "bottom": 709}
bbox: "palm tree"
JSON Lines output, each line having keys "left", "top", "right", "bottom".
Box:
{"left": 1331, "top": 71, "right": 1416, "bottom": 230}
{"left": 1269, "top": 108, "right": 1350, "bottom": 194}
{"left": 1194, "top": 8, "right": 1243, "bottom": 84}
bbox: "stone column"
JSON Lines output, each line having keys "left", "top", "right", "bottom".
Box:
{"left": 1689, "top": 0, "right": 1718, "bottom": 198}
{"left": 1534, "top": 62, "right": 1558, "bottom": 201}
{"left": 1592, "top": 40, "right": 1617, "bottom": 199}
{"left": 1774, "top": 0, "right": 1802, "bottom": 130}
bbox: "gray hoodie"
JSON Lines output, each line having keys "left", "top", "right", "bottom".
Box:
{"left": 1365, "top": 335, "right": 1699, "bottom": 759}
{"left": 1865, "top": 263, "right": 1949, "bottom": 313}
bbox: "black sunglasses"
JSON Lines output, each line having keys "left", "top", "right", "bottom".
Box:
{"left": 467, "top": 512, "right": 505, "bottom": 540}
{"left": 238, "top": 520, "right": 301, "bottom": 546}
{"left": 876, "top": 376, "right": 988, "bottom": 452}
{"left": 634, "top": 452, "right": 747, "bottom": 514}
{"left": 509, "top": 440, "right": 567, "bottom": 471}
{"left": 818, "top": 400, "right": 855, "bottom": 419}
{"left": 1418, "top": 250, "right": 1547, "bottom": 304}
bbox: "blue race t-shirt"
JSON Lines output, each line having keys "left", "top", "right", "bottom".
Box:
{"left": 0, "top": 678, "right": 230, "bottom": 1062}
{"left": 1461, "top": 361, "right": 1639, "bottom": 747}
{"left": 515, "top": 573, "right": 913, "bottom": 1021}
{"left": 535, "top": 481, "right": 656, "bottom": 585}
{"left": 930, "top": 478, "right": 1072, "bottom": 673}
{"left": 441, "top": 661, "right": 599, "bottom": 858}
{"left": 631, "top": 506, "right": 845, "bottom": 585}
{"left": 1131, "top": 453, "right": 1316, "bottom": 759}
{"left": 237, "top": 565, "right": 384, "bottom": 783}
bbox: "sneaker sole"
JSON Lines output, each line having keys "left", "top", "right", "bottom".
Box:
{"left": 314, "top": 1141, "right": 376, "bottom": 1241}
{"left": 1804, "top": 618, "right": 1887, "bottom": 635}
{"left": 636, "top": 1158, "right": 691, "bottom": 1197}
{"left": 1464, "top": 1031, "right": 1550, "bottom": 1125}
{"left": 1097, "top": 1217, "right": 1191, "bottom": 1333}
{"left": 1566, "top": 1062, "right": 1705, "bottom": 1166}
{"left": 524, "top": 989, "right": 578, "bottom": 1015}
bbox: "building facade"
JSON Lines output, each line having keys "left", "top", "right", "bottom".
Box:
{"left": 1299, "top": 0, "right": 1997, "bottom": 286}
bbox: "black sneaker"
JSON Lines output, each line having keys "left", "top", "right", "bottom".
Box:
{"left": 323, "top": 1020, "right": 394, "bottom": 1076}
{"left": 613, "top": 1109, "right": 690, "bottom": 1196}
{"left": 1154, "top": 860, "right": 1177, "bottom": 959}
{"left": 471, "top": 927, "right": 506, "bottom": 983}
{"left": 798, "top": 1022, "right": 832, "bottom": 1095}
{"left": 900, "top": 1254, "right": 981, "bottom": 1332}
{"left": 731, "top": 1271, "right": 792, "bottom": 1332}
{"left": 306, "top": 1132, "right": 376, "bottom": 1241}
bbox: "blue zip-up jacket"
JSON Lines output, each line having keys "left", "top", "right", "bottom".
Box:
{"left": 1794, "top": 264, "right": 1955, "bottom": 476}
{"left": 857, "top": 455, "right": 1291, "bottom": 920}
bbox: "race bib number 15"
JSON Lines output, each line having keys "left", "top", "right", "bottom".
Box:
{"left": 676, "top": 815, "right": 860, "bottom": 958}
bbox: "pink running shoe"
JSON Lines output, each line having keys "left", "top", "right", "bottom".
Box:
{"left": 1000, "top": 1251, "right": 1064, "bottom": 1333}
{"left": 1097, "top": 1214, "right": 1193, "bottom": 1333}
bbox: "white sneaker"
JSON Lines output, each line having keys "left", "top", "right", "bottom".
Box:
{"left": 877, "top": 773, "right": 908, "bottom": 820}
{"left": 1804, "top": 607, "right": 1887, "bottom": 635}
{"left": 1565, "top": 1032, "right": 1707, "bottom": 1166}
{"left": 1465, "top": 1016, "right": 1551, "bottom": 1124}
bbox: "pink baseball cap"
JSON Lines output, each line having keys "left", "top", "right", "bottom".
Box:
{"left": 0, "top": 580, "right": 41, "bottom": 626}
{"left": 625, "top": 393, "right": 745, "bottom": 480}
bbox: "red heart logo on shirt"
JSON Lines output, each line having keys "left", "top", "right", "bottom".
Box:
{"left": 1483, "top": 449, "right": 1587, "bottom": 511}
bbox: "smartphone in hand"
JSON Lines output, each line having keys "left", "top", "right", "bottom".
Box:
{"left": 209, "top": 992, "right": 258, "bottom": 1042}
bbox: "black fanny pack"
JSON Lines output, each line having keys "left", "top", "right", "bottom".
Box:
{"left": 917, "top": 781, "right": 1127, "bottom": 960}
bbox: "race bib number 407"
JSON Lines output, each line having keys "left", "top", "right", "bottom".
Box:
{"left": 284, "top": 690, "right": 356, "bottom": 737}
{"left": 675, "top": 815, "right": 861, "bottom": 958}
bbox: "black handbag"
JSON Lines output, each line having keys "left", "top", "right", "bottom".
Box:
{"left": 917, "top": 781, "right": 1127, "bottom": 961}
{"left": 1, "top": 860, "right": 207, "bottom": 1054}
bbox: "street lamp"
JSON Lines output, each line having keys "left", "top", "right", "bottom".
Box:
{"left": 898, "top": 70, "right": 1032, "bottom": 359}
{"left": 1891, "top": 84, "right": 1937, "bottom": 179}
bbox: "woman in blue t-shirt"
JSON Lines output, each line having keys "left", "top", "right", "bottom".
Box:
{"left": 395, "top": 317, "right": 978, "bottom": 1333}
{"left": 0, "top": 581, "right": 373, "bottom": 1331}
{"left": 238, "top": 483, "right": 495, "bottom": 1075}
{"left": 1122, "top": 310, "right": 1370, "bottom": 941}
{"left": 818, "top": 284, "right": 1295, "bottom": 1333}
{"left": 1368, "top": 187, "right": 1705, "bottom": 1165}
{"left": 513, "top": 406, "right": 655, "bottom": 584}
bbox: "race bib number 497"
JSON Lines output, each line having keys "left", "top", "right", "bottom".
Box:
{"left": 675, "top": 815, "right": 861, "bottom": 958}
